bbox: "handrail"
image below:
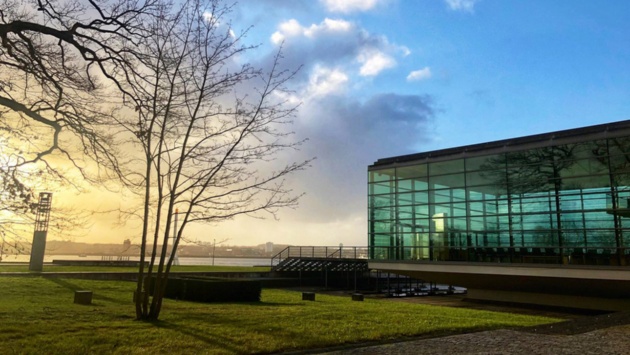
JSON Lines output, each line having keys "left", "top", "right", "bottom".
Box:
{"left": 270, "top": 246, "right": 369, "bottom": 268}
{"left": 270, "top": 246, "right": 291, "bottom": 267}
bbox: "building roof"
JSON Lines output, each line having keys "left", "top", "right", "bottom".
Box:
{"left": 370, "top": 119, "right": 630, "bottom": 169}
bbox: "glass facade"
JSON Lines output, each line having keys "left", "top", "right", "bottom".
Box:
{"left": 369, "top": 132, "right": 630, "bottom": 266}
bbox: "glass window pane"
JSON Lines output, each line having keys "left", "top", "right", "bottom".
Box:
{"left": 371, "top": 206, "right": 394, "bottom": 220}
{"left": 414, "top": 191, "right": 429, "bottom": 204}
{"left": 397, "top": 192, "right": 414, "bottom": 206}
{"left": 560, "top": 158, "right": 608, "bottom": 178}
{"left": 561, "top": 175, "right": 610, "bottom": 190}
{"left": 429, "top": 159, "right": 464, "bottom": 175}
{"left": 370, "top": 195, "right": 394, "bottom": 208}
{"left": 466, "top": 154, "right": 506, "bottom": 172}
{"left": 370, "top": 169, "right": 395, "bottom": 182}
{"left": 396, "top": 164, "right": 427, "bottom": 180}
{"left": 369, "top": 181, "right": 394, "bottom": 195}
{"left": 371, "top": 222, "right": 392, "bottom": 234}
{"left": 397, "top": 179, "right": 413, "bottom": 192}
{"left": 429, "top": 173, "right": 466, "bottom": 189}
{"left": 467, "top": 170, "right": 504, "bottom": 187}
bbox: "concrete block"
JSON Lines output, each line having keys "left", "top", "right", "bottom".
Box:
{"left": 351, "top": 293, "right": 364, "bottom": 301}
{"left": 74, "top": 290, "right": 93, "bottom": 305}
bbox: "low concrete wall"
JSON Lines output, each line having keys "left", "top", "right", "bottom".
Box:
{"left": 0, "top": 270, "right": 374, "bottom": 290}
{"left": 370, "top": 260, "right": 630, "bottom": 311}
{"left": 0, "top": 271, "right": 272, "bottom": 282}
{"left": 52, "top": 260, "right": 148, "bottom": 267}
{"left": 467, "top": 289, "right": 630, "bottom": 312}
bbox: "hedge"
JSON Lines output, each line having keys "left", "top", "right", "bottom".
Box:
{"left": 149, "top": 276, "right": 261, "bottom": 303}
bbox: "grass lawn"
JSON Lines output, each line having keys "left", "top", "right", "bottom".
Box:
{"left": 0, "top": 277, "right": 561, "bottom": 354}
{"left": 0, "top": 264, "right": 270, "bottom": 273}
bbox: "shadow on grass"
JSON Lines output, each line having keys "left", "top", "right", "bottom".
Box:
{"left": 45, "top": 277, "right": 84, "bottom": 291}
{"left": 151, "top": 320, "right": 245, "bottom": 353}
{"left": 44, "top": 278, "right": 130, "bottom": 305}
{"left": 150, "top": 314, "right": 331, "bottom": 354}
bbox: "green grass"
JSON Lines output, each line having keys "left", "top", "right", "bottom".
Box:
{"left": 0, "top": 264, "right": 270, "bottom": 273}
{"left": 0, "top": 277, "right": 561, "bottom": 354}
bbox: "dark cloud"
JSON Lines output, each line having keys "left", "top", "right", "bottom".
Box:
{"left": 227, "top": 12, "right": 432, "bottom": 243}
{"left": 283, "top": 93, "right": 435, "bottom": 223}
{"left": 362, "top": 94, "right": 435, "bottom": 124}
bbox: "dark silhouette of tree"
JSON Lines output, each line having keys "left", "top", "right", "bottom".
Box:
{"left": 114, "top": 0, "right": 308, "bottom": 320}
{"left": 1, "top": 0, "right": 308, "bottom": 321}
{"left": 479, "top": 144, "right": 580, "bottom": 250}
{"left": 0, "top": 0, "right": 160, "bottom": 252}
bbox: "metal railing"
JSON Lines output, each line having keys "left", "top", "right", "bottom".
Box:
{"left": 271, "top": 246, "right": 369, "bottom": 267}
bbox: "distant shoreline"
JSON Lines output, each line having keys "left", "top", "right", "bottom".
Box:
{"left": 1, "top": 255, "right": 271, "bottom": 267}
{"left": 35, "top": 255, "right": 272, "bottom": 259}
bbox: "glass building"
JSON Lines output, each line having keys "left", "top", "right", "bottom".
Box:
{"left": 369, "top": 121, "right": 630, "bottom": 266}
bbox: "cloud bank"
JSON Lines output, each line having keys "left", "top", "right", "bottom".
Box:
{"left": 270, "top": 18, "right": 406, "bottom": 79}
{"left": 224, "top": 15, "right": 438, "bottom": 245}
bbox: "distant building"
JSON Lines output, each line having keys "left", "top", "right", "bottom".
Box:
{"left": 265, "top": 242, "right": 274, "bottom": 253}
{"left": 368, "top": 120, "right": 630, "bottom": 310}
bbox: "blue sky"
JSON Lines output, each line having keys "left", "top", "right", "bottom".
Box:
{"left": 167, "top": 0, "right": 630, "bottom": 247}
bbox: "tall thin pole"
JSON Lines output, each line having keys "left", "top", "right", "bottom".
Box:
{"left": 212, "top": 239, "right": 216, "bottom": 266}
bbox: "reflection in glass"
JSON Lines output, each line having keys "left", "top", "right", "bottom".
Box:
{"left": 368, "top": 136, "right": 630, "bottom": 265}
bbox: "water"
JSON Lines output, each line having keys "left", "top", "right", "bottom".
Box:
{"left": 0, "top": 254, "right": 270, "bottom": 267}
{"left": 177, "top": 257, "right": 270, "bottom": 267}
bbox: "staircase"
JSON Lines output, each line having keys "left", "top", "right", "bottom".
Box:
{"left": 271, "top": 246, "right": 369, "bottom": 272}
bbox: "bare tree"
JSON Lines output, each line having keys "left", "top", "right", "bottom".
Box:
{"left": 0, "top": 1, "right": 158, "bottom": 255}
{"left": 110, "top": 0, "right": 308, "bottom": 320}
{"left": 1, "top": 0, "right": 307, "bottom": 321}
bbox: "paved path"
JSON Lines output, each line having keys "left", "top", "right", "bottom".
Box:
{"left": 319, "top": 325, "right": 630, "bottom": 354}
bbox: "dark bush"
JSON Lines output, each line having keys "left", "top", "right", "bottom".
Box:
{"left": 149, "top": 277, "right": 261, "bottom": 303}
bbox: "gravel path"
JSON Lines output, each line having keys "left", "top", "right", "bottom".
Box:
{"left": 306, "top": 299, "right": 630, "bottom": 355}
{"left": 320, "top": 324, "right": 630, "bottom": 354}
{"left": 286, "top": 291, "right": 630, "bottom": 355}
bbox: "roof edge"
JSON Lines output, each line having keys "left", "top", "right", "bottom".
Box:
{"left": 370, "top": 119, "right": 630, "bottom": 168}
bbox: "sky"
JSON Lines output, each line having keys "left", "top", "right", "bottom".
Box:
{"left": 76, "top": 0, "right": 630, "bottom": 247}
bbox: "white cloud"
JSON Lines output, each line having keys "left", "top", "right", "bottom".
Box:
{"left": 357, "top": 49, "right": 396, "bottom": 76}
{"left": 407, "top": 67, "right": 432, "bottom": 82}
{"left": 307, "top": 66, "right": 349, "bottom": 97}
{"left": 305, "top": 18, "right": 353, "bottom": 37}
{"left": 269, "top": 18, "right": 403, "bottom": 78}
{"left": 271, "top": 19, "right": 304, "bottom": 44}
{"left": 445, "top": 0, "right": 479, "bottom": 12}
{"left": 320, "top": 0, "right": 382, "bottom": 13}
{"left": 271, "top": 18, "right": 353, "bottom": 45}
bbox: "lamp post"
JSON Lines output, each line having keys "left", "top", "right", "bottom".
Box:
{"left": 212, "top": 238, "right": 216, "bottom": 266}
{"left": 29, "top": 192, "right": 53, "bottom": 271}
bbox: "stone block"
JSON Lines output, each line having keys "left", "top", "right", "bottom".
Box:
{"left": 351, "top": 293, "right": 364, "bottom": 301}
{"left": 74, "top": 290, "right": 93, "bottom": 305}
